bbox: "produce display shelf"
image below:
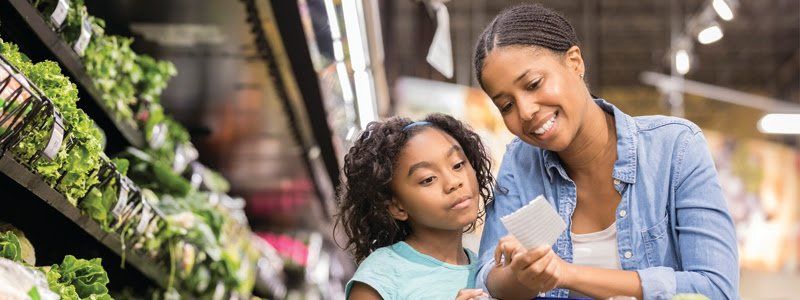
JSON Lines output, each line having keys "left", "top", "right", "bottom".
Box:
{"left": 0, "top": 152, "right": 168, "bottom": 289}
{"left": 2, "top": 0, "right": 145, "bottom": 149}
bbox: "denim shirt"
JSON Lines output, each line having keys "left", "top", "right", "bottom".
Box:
{"left": 476, "top": 99, "right": 739, "bottom": 299}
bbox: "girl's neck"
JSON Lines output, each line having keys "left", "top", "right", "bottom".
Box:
{"left": 404, "top": 229, "right": 468, "bottom": 265}
{"left": 559, "top": 102, "right": 618, "bottom": 178}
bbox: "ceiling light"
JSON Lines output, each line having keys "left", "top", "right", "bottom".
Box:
{"left": 697, "top": 25, "right": 724, "bottom": 44}
{"left": 712, "top": 0, "right": 735, "bottom": 21}
{"left": 758, "top": 114, "right": 800, "bottom": 134}
{"left": 675, "top": 49, "right": 691, "bottom": 75}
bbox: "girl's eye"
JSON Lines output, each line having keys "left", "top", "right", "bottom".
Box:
{"left": 454, "top": 161, "right": 465, "bottom": 170}
{"left": 419, "top": 177, "right": 435, "bottom": 185}
{"left": 500, "top": 102, "right": 513, "bottom": 113}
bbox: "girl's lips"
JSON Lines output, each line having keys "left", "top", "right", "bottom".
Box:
{"left": 451, "top": 196, "right": 472, "bottom": 209}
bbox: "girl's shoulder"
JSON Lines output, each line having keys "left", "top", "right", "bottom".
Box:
{"left": 347, "top": 244, "right": 407, "bottom": 299}
{"left": 359, "top": 245, "right": 405, "bottom": 267}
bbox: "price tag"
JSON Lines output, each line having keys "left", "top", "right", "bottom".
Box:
{"left": 0, "top": 60, "right": 10, "bottom": 81}
{"left": 112, "top": 180, "right": 130, "bottom": 219}
{"left": 41, "top": 111, "right": 64, "bottom": 160}
{"left": 12, "top": 73, "right": 30, "bottom": 89}
{"left": 136, "top": 203, "right": 154, "bottom": 234}
{"left": 0, "top": 65, "right": 11, "bottom": 100}
{"left": 148, "top": 122, "right": 167, "bottom": 149}
{"left": 10, "top": 73, "right": 33, "bottom": 101}
{"left": 73, "top": 18, "right": 93, "bottom": 56}
{"left": 50, "top": 0, "right": 69, "bottom": 28}
{"left": 189, "top": 162, "right": 204, "bottom": 189}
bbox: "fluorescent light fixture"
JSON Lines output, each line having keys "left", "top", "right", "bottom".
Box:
{"left": 342, "top": 0, "right": 367, "bottom": 71}
{"left": 342, "top": 0, "right": 377, "bottom": 128}
{"left": 712, "top": 0, "right": 734, "bottom": 21}
{"left": 697, "top": 25, "right": 724, "bottom": 44}
{"left": 323, "top": 0, "right": 341, "bottom": 39}
{"left": 675, "top": 49, "right": 691, "bottom": 75}
{"left": 336, "top": 61, "right": 354, "bottom": 102}
{"left": 354, "top": 70, "right": 377, "bottom": 128}
{"left": 758, "top": 114, "right": 800, "bottom": 134}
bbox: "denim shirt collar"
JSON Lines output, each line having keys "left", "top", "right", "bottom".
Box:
{"left": 543, "top": 98, "right": 638, "bottom": 184}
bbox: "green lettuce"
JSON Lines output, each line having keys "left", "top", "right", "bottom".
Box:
{"left": 0, "top": 231, "right": 22, "bottom": 262}
{"left": 0, "top": 40, "right": 104, "bottom": 205}
{"left": 46, "top": 255, "right": 112, "bottom": 300}
{"left": 45, "top": 267, "right": 79, "bottom": 300}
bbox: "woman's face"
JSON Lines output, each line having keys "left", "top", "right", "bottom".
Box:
{"left": 480, "top": 45, "right": 590, "bottom": 152}
{"left": 388, "top": 127, "right": 480, "bottom": 233}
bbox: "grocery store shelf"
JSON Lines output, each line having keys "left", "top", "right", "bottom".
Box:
{"left": 241, "top": 0, "right": 339, "bottom": 218}
{"left": 0, "top": 152, "right": 168, "bottom": 289}
{"left": 0, "top": 0, "right": 145, "bottom": 150}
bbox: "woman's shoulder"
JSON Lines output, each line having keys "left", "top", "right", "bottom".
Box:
{"left": 502, "top": 137, "right": 546, "bottom": 162}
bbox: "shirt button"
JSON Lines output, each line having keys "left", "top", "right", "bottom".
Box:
{"left": 619, "top": 210, "right": 627, "bottom": 218}
{"left": 624, "top": 251, "right": 633, "bottom": 259}
{"left": 613, "top": 179, "right": 621, "bottom": 185}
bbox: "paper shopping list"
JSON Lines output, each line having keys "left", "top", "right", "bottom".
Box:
{"left": 500, "top": 195, "right": 567, "bottom": 249}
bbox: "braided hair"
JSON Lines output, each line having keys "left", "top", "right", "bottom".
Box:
{"left": 335, "top": 114, "right": 495, "bottom": 264}
{"left": 474, "top": 3, "right": 580, "bottom": 87}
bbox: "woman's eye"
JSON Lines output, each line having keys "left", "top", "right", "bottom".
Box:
{"left": 500, "top": 102, "right": 513, "bottom": 113}
{"left": 454, "top": 161, "right": 465, "bottom": 170}
{"left": 527, "top": 79, "right": 540, "bottom": 90}
{"left": 419, "top": 177, "right": 435, "bottom": 185}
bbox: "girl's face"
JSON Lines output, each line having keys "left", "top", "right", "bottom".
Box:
{"left": 388, "top": 127, "right": 480, "bottom": 233}
{"left": 480, "top": 45, "right": 590, "bottom": 152}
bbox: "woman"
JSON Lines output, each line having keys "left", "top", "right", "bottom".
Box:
{"left": 473, "top": 4, "right": 739, "bottom": 300}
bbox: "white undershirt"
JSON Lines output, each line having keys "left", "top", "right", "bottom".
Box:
{"left": 569, "top": 222, "right": 621, "bottom": 298}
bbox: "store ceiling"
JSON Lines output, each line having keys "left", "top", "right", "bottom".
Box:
{"left": 383, "top": 0, "right": 800, "bottom": 103}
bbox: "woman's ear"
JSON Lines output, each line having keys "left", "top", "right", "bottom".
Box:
{"left": 565, "top": 45, "right": 585, "bottom": 78}
{"left": 387, "top": 197, "right": 409, "bottom": 221}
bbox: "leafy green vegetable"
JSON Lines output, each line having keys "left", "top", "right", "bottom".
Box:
{"left": 122, "top": 148, "right": 191, "bottom": 197}
{"left": 28, "top": 286, "right": 42, "bottom": 300}
{"left": 46, "top": 255, "right": 112, "bottom": 300}
{"left": 0, "top": 231, "right": 22, "bottom": 262}
{"left": 79, "top": 180, "right": 115, "bottom": 231}
{"left": 144, "top": 116, "right": 191, "bottom": 168}
{"left": 136, "top": 55, "right": 176, "bottom": 104}
{"left": 83, "top": 33, "right": 140, "bottom": 126}
{"left": 0, "top": 39, "right": 104, "bottom": 205}
{"left": 59, "top": 0, "right": 90, "bottom": 45}
{"left": 199, "top": 168, "right": 230, "bottom": 194}
{"left": 79, "top": 157, "right": 130, "bottom": 231}
{"left": 44, "top": 266, "right": 79, "bottom": 300}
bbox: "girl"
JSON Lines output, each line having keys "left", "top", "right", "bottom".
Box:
{"left": 337, "top": 114, "right": 494, "bottom": 300}
{"left": 473, "top": 3, "right": 738, "bottom": 300}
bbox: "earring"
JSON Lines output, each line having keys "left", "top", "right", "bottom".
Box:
{"left": 580, "top": 74, "right": 584, "bottom": 79}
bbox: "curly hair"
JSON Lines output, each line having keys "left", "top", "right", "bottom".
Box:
{"left": 336, "top": 113, "right": 495, "bottom": 263}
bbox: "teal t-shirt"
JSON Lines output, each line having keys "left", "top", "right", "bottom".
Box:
{"left": 345, "top": 241, "right": 478, "bottom": 299}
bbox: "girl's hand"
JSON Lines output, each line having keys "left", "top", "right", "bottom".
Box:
{"left": 509, "top": 245, "right": 573, "bottom": 294}
{"left": 494, "top": 235, "right": 525, "bottom": 267}
{"left": 455, "top": 289, "right": 490, "bottom": 300}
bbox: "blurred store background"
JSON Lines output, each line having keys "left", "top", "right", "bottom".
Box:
{"left": 0, "top": 0, "right": 797, "bottom": 299}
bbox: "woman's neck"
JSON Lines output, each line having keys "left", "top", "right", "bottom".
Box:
{"left": 405, "top": 228, "right": 468, "bottom": 265}
{"left": 559, "top": 102, "right": 618, "bottom": 178}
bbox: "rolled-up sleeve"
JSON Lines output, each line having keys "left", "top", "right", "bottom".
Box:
{"left": 641, "top": 130, "right": 739, "bottom": 299}
{"left": 476, "top": 141, "right": 523, "bottom": 293}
